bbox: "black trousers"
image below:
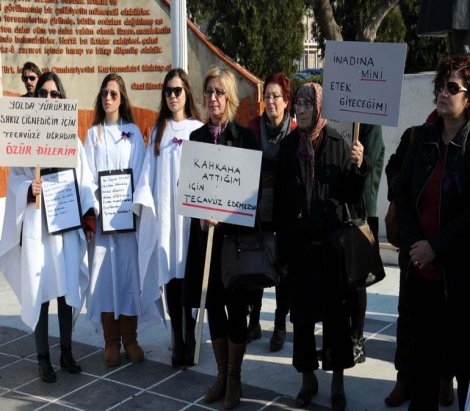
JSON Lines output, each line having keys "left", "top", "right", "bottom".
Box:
{"left": 34, "top": 296, "right": 72, "bottom": 354}
{"left": 165, "top": 278, "right": 196, "bottom": 346}
{"left": 408, "top": 274, "right": 446, "bottom": 411}
{"left": 207, "top": 288, "right": 247, "bottom": 344}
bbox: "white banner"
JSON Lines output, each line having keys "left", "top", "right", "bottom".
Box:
{"left": 0, "top": 97, "right": 78, "bottom": 168}
{"left": 177, "top": 141, "right": 262, "bottom": 227}
{"left": 322, "top": 41, "right": 407, "bottom": 127}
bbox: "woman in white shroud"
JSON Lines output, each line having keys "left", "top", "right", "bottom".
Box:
{"left": 133, "top": 68, "right": 203, "bottom": 368}
{"left": 84, "top": 73, "right": 146, "bottom": 367}
{"left": 0, "top": 72, "right": 98, "bottom": 383}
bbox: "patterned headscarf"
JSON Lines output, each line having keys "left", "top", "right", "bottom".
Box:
{"left": 296, "top": 83, "right": 327, "bottom": 213}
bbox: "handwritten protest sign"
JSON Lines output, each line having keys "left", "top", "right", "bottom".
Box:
{"left": 99, "top": 169, "right": 135, "bottom": 233}
{"left": 177, "top": 141, "right": 262, "bottom": 227}
{"left": 0, "top": 96, "right": 78, "bottom": 168}
{"left": 42, "top": 169, "right": 82, "bottom": 234}
{"left": 322, "top": 41, "right": 407, "bottom": 127}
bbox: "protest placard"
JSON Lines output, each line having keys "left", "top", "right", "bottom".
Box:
{"left": 41, "top": 169, "right": 82, "bottom": 234}
{"left": 99, "top": 169, "right": 135, "bottom": 233}
{"left": 322, "top": 41, "right": 407, "bottom": 127}
{"left": 177, "top": 141, "right": 262, "bottom": 228}
{"left": 0, "top": 96, "right": 78, "bottom": 168}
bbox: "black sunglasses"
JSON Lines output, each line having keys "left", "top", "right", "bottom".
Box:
{"left": 436, "top": 81, "right": 468, "bottom": 96}
{"left": 203, "top": 88, "right": 225, "bottom": 97}
{"left": 22, "top": 75, "right": 37, "bottom": 83}
{"left": 100, "top": 89, "right": 119, "bottom": 100}
{"left": 38, "top": 89, "right": 61, "bottom": 99}
{"left": 164, "top": 86, "right": 183, "bottom": 98}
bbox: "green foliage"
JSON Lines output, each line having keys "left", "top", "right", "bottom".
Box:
{"left": 307, "top": 0, "right": 448, "bottom": 73}
{"left": 292, "top": 74, "right": 323, "bottom": 100}
{"left": 399, "top": 0, "right": 448, "bottom": 73}
{"left": 187, "top": 0, "right": 305, "bottom": 80}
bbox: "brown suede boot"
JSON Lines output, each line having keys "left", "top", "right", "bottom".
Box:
{"left": 384, "top": 380, "right": 409, "bottom": 407}
{"left": 224, "top": 340, "right": 245, "bottom": 410}
{"left": 101, "top": 312, "right": 121, "bottom": 367}
{"left": 204, "top": 338, "right": 228, "bottom": 403}
{"left": 120, "top": 315, "right": 144, "bottom": 363}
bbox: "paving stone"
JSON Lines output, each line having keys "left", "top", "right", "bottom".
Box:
{"left": 0, "top": 352, "right": 19, "bottom": 369}
{"left": 0, "top": 390, "right": 49, "bottom": 410}
{"left": 0, "top": 326, "right": 28, "bottom": 345}
{"left": 0, "top": 358, "right": 42, "bottom": 389}
{"left": 0, "top": 333, "right": 39, "bottom": 358}
{"left": 111, "top": 391, "right": 189, "bottom": 410}
{"left": 107, "top": 358, "right": 177, "bottom": 390}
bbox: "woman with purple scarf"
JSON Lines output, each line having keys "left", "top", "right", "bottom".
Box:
{"left": 183, "top": 67, "right": 258, "bottom": 410}
{"left": 275, "top": 83, "right": 366, "bottom": 410}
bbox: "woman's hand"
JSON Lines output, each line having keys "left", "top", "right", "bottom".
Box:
{"left": 409, "top": 240, "right": 436, "bottom": 269}
{"left": 31, "top": 179, "right": 42, "bottom": 196}
{"left": 350, "top": 140, "right": 364, "bottom": 167}
{"left": 200, "top": 218, "right": 219, "bottom": 231}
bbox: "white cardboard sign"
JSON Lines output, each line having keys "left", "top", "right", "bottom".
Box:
{"left": 322, "top": 41, "right": 407, "bottom": 127}
{"left": 0, "top": 97, "right": 78, "bottom": 168}
{"left": 177, "top": 141, "right": 262, "bottom": 227}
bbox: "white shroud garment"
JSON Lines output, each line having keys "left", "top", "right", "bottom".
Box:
{"left": 84, "top": 122, "right": 147, "bottom": 330}
{"left": 133, "top": 119, "right": 203, "bottom": 326}
{"left": 0, "top": 141, "right": 98, "bottom": 331}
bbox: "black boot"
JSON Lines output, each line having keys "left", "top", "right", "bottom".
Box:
{"left": 60, "top": 345, "right": 82, "bottom": 374}
{"left": 331, "top": 369, "right": 347, "bottom": 411}
{"left": 37, "top": 352, "right": 57, "bottom": 383}
{"left": 295, "top": 371, "right": 318, "bottom": 407}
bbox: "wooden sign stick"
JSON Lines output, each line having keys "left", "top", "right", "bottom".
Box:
{"left": 35, "top": 166, "right": 40, "bottom": 210}
{"left": 353, "top": 122, "right": 360, "bottom": 144}
{"left": 193, "top": 225, "right": 214, "bottom": 364}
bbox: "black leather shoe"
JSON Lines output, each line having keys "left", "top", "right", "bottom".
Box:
{"left": 38, "top": 352, "right": 57, "bottom": 383}
{"left": 439, "top": 376, "right": 454, "bottom": 406}
{"left": 295, "top": 373, "right": 318, "bottom": 408}
{"left": 60, "top": 350, "right": 82, "bottom": 374}
{"left": 331, "top": 392, "right": 347, "bottom": 411}
{"left": 246, "top": 323, "right": 261, "bottom": 343}
{"left": 269, "top": 328, "right": 286, "bottom": 352}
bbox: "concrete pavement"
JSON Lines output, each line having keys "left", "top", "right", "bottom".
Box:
{"left": 0, "top": 250, "right": 459, "bottom": 410}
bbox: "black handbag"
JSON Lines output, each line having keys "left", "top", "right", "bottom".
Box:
{"left": 220, "top": 222, "right": 279, "bottom": 290}
{"left": 329, "top": 203, "right": 385, "bottom": 289}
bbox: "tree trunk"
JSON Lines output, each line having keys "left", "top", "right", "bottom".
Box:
{"left": 360, "top": 0, "right": 400, "bottom": 41}
{"left": 314, "top": 0, "right": 343, "bottom": 40}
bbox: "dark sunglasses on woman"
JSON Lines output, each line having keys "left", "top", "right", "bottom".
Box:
{"left": 100, "top": 89, "right": 119, "bottom": 100}
{"left": 436, "top": 81, "right": 468, "bottom": 96}
{"left": 38, "top": 89, "right": 61, "bottom": 99}
{"left": 164, "top": 86, "right": 183, "bottom": 98}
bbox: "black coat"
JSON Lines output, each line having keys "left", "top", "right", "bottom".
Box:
{"left": 275, "top": 127, "right": 366, "bottom": 324}
{"left": 396, "top": 121, "right": 470, "bottom": 295}
{"left": 183, "top": 121, "right": 259, "bottom": 309}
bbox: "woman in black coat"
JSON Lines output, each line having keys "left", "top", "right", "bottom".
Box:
{"left": 184, "top": 66, "right": 258, "bottom": 410}
{"left": 396, "top": 55, "right": 470, "bottom": 411}
{"left": 275, "top": 83, "right": 366, "bottom": 410}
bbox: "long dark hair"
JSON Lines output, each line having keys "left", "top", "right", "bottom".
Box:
{"left": 154, "top": 68, "right": 201, "bottom": 156}
{"left": 92, "top": 73, "right": 135, "bottom": 125}
{"left": 34, "top": 72, "right": 66, "bottom": 99}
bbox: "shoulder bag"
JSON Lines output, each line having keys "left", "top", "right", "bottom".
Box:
{"left": 220, "top": 219, "right": 279, "bottom": 290}
{"left": 329, "top": 203, "right": 385, "bottom": 289}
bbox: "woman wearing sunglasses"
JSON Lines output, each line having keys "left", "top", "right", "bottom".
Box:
{"left": 0, "top": 72, "right": 98, "bottom": 383}
{"left": 394, "top": 55, "right": 470, "bottom": 411}
{"left": 183, "top": 66, "right": 258, "bottom": 410}
{"left": 133, "top": 68, "right": 203, "bottom": 369}
{"left": 84, "top": 73, "right": 146, "bottom": 367}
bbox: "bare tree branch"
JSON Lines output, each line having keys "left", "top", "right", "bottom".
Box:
{"left": 361, "top": 0, "right": 400, "bottom": 41}
{"left": 314, "top": 0, "right": 343, "bottom": 40}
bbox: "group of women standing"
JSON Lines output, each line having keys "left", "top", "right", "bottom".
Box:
{"left": 0, "top": 65, "right": 366, "bottom": 411}
{"left": 4, "top": 56, "right": 469, "bottom": 411}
